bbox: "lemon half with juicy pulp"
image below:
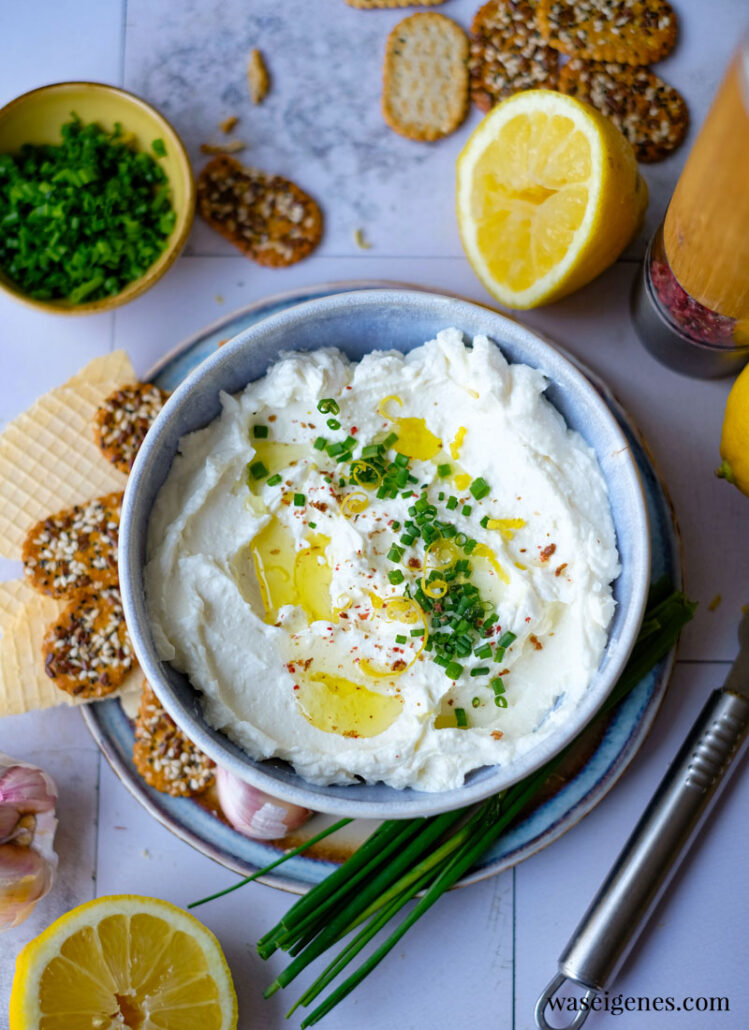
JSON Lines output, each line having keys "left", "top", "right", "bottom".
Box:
{"left": 9, "top": 895, "right": 238, "bottom": 1030}
{"left": 457, "top": 89, "right": 648, "bottom": 310}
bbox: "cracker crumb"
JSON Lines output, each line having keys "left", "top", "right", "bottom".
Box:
{"left": 200, "top": 140, "right": 246, "bottom": 155}
{"left": 707, "top": 594, "right": 722, "bottom": 612}
{"left": 354, "top": 228, "right": 372, "bottom": 250}
{"left": 220, "top": 115, "right": 239, "bottom": 134}
{"left": 248, "top": 48, "right": 270, "bottom": 104}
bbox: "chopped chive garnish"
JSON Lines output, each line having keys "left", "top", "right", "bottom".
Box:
{"left": 387, "top": 544, "right": 404, "bottom": 562}
{"left": 470, "top": 477, "right": 490, "bottom": 500}
{"left": 382, "top": 432, "right": 399, "bottom": 448}
{"left": 391, "top": 521, "right": 401, "bottom": 531}
{"left": 438, "top": 492, "right": 445, "bottom": 501}
{"left": 437, "top": 463, "right": 452, "bottom": 478}
{"left": 266, "top": 473, "right": 282, "bottom": 487}
{"left": 498, "top": 631, "right": 517, "bottom": 648}
{"left": 495, "top": 695, "right": 509, "bottom": 708}
{"left": 151, "top": 138, "right": 167, "bottom": 157}
{"left": 388, "top": 569, "right": 405, "bottom": 585}
{"left": 461, "top": 504, "right": 473, "bottom": 516}
{"left": 410, "top": 627, "right": 424, "bottom": 637}
{"left": 327, "top": 418, "right": 341, "bottom": 431}
{"left": 471, "top": 696, "right": 481, "bottom": 708}
{"left": 455, "top": 707, "right": 468, "bottom": 728}
{"left": 400, "top": 533, "right": 416, "bottom": 546}
{"left": 317, "top": 398, "right": 340, "bottom": 415}
{"left": 249, "top": 460, "right": 268, "bottom": 480}
{"left": 463, "top": 539, "right": 477, "bottom": 554}
{"left": 252, "top": 424, "right": 268, "bottom": 438}
{"left": 327, "top": 442, "right": 345, "bottom": 457}
{"left": 294, "top": 493, "right": 306, "bottom": 506}
{"left": 433, "top": 655, "right": 449, "bottom": 668}
{"left": 314, "top": 436, "right": 327, "bottom": 450}
{"left": 446, "top": 496, "right": 458, "bottom": 511}
{"left": 480, "top": 515, "right": 490, "bottom": 528}
{"left": 471, "top": 666, "right": 490, "bottom": 677}
{"left": 474, "top": 643, "right": 492, "bottom": 659}
{"left": 491, "top": 677, "right": 505, "bottom": 695}
{"left": 395, "top": 634, "right": 407, "bottom": 645}
{"left": 308, "top": 521, "right": 317, "bottom": 529}
{"left": 361, "top": 444, "right": 380, "bottom": 458}
{"left": 444, "top": 661, "right": 463, "bottom": 680}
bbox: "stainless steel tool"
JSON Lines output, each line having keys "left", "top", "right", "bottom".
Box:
{"left": 535, "top": 611, "right": 749, "bottom": 1030}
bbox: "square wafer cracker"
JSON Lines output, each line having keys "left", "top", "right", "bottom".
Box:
{"left": 0, "top": 351, "right": 133, "bottom": 560}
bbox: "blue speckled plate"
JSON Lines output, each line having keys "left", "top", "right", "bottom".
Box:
{"left": 82, "top": 280, "right": 681, "bottom": 895}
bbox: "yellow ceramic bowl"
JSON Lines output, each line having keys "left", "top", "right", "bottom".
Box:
{"left": 0, "top": 81, "right": 195, "bottom": 315}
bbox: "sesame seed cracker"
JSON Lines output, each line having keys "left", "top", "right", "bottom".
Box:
{"left": 134, "top": 682, "right": 215, "bottom": 797}
{"left": 94, "top": 383, "right": 169, "bottom": 475}
{"left": 22, "top": 491, "right": 122, "bottom": 599}
{"left": 537, "top": 0, "right": 678, "bottom": 65}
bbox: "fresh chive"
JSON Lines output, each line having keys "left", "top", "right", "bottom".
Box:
{"left": 327, "top": 442, "right": 345, "bottom": 457}
{"left": 498, "top": 631, "right": 517, "bottom": 648}
{"left": 470, "top": 666, "right": 489, "bottom": 677}
{"left": 410, "top": 628, "right": 424, "bottom": 637}
{"left": 444, "top": 661, "right": 463, "bottom": 680}
{"left": 491, "top": 677, "right": 505, "bottom": 695}
{"left": 494, "top": 696, "right": 509, "bottom": 708}
{"left": 471, "top": 697, "right": 481, "bottom": 708}
{"left": 252, "top": 424, "right": 269, "bottom": 438}
{"left": 382, "top": 432, "right": 398, "bottom": 448}
{"left": 455, "top": 708, "right": 467, "bottom": 728}
{"left": 151, "top": 138, "right": 167, "bottom": 157}
{"left": 395, "top": 635, "right": 407, "bottom": 645}
{"left": 294, "top": 493, "right": 306, "bottom": 506}
{"left": 387, "top": 544, "right": 404, "bottom": 562}
{"left": 437, "top": 463, "right": 451, "bottom": 478}
{"left": 327, "top": 418, "right": 341, "bottom": 431}
{"left": 388, "top": 569, "right": 405, "bottom": 585}
{"left": 361, "top": 444, "right": 380, "bottom": 458}
{"left": 470, "top": 477, "right": 490, "bottom": 500}
{"left": 446, "top": 496, "right": 458, "bottom": 511}
{"left": 249, "top": 460, "right": 268, "bottom": 480}
{"left": 461, "top": 504, "right": 473, "bottom": 516}
{"left": 314, "top": 436, "right": 327, "bottom": 450}
{"left": 308, "top": 521, "right": 317, "bottom": 529}
{"left": 317, "top": 398, "right": 340, "bottom": 415}
{"left": 267, "top": 473, "right": 282, "bottom": 486}
{"left": 391, "top": 521, "right": 401, "bottom": 531}
{"left": 480, "top": 515, "right": 490, "bottom": 528}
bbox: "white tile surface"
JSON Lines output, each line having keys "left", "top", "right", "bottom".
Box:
{"left": 1, "top": 2, "right": 748, "bottom": 1029}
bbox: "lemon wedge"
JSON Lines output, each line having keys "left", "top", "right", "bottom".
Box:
{"left": 457, "top": 89, "right": 647, "bottom": 309}
{"left": 10, "top": 894, "right": 238, "bottom": 1030}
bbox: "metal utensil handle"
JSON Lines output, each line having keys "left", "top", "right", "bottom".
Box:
{"left": 536, "top": 688, "right": 749, "bottom": 1030}
{"left": 563, "top": 688, "right": 749, "bottom": 991}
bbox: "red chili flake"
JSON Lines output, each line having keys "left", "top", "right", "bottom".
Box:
{"left": 555, "top": 563, "right": 568, "bottom": 577}
{"left": 540, "top": 544, "right": 556, "bottom": 562}
{"left": 286, "top": 662, "right": 296, "bottom": 673}
{"left": 529, "top": 634, "right": 543, "bottom": 651}
{"left": 491, "top": 730, "right": 503, "bottom": 741}
{"left": 357, "top": 613, "right": 368, "bottom": 620}
{"left": 525, "top": 616, "right": 531, "bottom": 623}
{"left": 345, "top": 385, "right": 352, "bottom": 389}
{"left": 350, "top": 426, "right": 358, "bottom": 434}
{"left": 447, "top": 699, "right": 454, "bottom": 706}
{"left": 268, "top": 414, "right": 277, "bottom": 422}
{"left": 339, "top": 611, "right": 349, "bottom": 619}
{"left": 293, "top": 684, "right": 300, "bottom": 691}
{"left": 392, "top": 660, "right": 407, "bottom": 672}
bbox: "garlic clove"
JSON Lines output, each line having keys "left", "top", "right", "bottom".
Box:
{"left": 216, "top": 766, "right": 313, "bottom": 841}
{"left": 0, "top": 762, "right": 57, "bottom": 814}
{"left": 0, "top": 843, "right": 53, "bottom": 931}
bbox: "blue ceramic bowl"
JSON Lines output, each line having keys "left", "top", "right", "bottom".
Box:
{"left": 120, "top": 289, "right": 650, "bottom": 819}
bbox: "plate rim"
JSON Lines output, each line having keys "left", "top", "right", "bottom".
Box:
{"left": 83, "top": 278, "right": 682, "bottom": 895}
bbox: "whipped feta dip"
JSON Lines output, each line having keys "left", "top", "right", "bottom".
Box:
{"left": 146, "top": 329, "right": 620, "bottom": 792}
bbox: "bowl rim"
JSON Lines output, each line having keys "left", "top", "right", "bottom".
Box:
{"left": 0, "top": 80, "right": 195, "bottom": 316}
{"left": 120, "top": 288, "right": 651, "bottom": 818}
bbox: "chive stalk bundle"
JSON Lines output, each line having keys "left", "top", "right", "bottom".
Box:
{"left": 191, "top": 584, "right": 695, "bottom": 1025}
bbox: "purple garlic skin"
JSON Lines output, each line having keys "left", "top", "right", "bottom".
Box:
{"left": 0, "top": 754, "right": 58, "bottom": 931}
{"left": 216, "top": 766, "right": 313, "bottom": 840}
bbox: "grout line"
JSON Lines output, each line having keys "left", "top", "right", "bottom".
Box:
{"left": 93, "top": 751, "right": 101, "bottom": 899}
{"left": 181, "top": 252, "right": 645, "bottom": 264}
{"left": 119, "top": 0, "right": 129, "bottom": 87}
{"left": 512, "top": 866, "right": 517, "bottom": 1030}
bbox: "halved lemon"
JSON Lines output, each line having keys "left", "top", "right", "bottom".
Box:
{"left": 457, "top": 89, "right": 648, "bottom": 309}
{"left": 9, "top": 895, "right": 238, "bottom": 1030}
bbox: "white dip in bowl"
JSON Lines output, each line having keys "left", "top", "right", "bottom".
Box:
{"left": 146, "top": 329, "right": 620, "bottom": 792}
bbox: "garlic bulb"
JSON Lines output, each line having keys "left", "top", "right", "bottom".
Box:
{"left": 216, "top": 766, "right": 312, "bottom": 840}
{"left": 0, "top": 754, "right": 58, "bottom": 931}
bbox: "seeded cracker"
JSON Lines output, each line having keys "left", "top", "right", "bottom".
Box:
{"left": 22, "top": 492, "right": 122, "bottom": 599}
{"left": 559, "top": 58, "right": 688, "bottom": 161}
{"left": 382, "top": 13, "right": 470, "bottom": 141}
{"left": 346, "top": 0, "right": 446, "bottom": 8}
{"left": 197, "top": 156, "right": 323, "bottom": 268}
{"left": 134, "top": 683, "right": 215, "bottom": 797}
{"left": 94, "top": 383, "right": 169, "bottom": 475}
{"left": 469, "top": 0, "right": 558, "bottom": 111}
{"left": 537, "top": 0, "right": 678, "bottom": 65}
{"left": 42, "top": 586, "right": 134, "bottom": 699}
